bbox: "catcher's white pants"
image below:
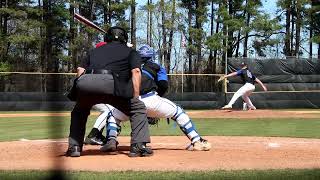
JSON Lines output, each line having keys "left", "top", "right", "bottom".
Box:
{"left": 227, "top": 83, "right": 256, "bottom": 109}
{"left": 93, "top": 92, "right": 201, "bottom": 143}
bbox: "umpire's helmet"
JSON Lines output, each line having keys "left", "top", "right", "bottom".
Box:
{"left": 106, "top": 26, "right": 128, "bottom": 43}
{"left": 138, "top": 45, "right": 156, "bottom": 63}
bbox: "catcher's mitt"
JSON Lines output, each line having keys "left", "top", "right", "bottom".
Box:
{"left": 217, "top": 75, "right": 225, "bottom": 83}
{"left": 147, "top": 117, "right": 160, "bottom": 126}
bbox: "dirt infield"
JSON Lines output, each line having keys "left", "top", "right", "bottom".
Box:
{"left": 0, "top": 136, "right": 320, "bottom": 171}
{"left": 187, "top": 109, "right": 320, "bottom": 119}
{"left": 0, "top": 109, "right": 319, "bottom": 171}
{"left": 0, "top": 109, "right": 319, "bottom": 119}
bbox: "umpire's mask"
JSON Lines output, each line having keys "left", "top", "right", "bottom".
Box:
{"left": 106, "top": 26, "right": 128, "bottom": 43}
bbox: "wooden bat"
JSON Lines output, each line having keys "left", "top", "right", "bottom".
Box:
{"left": 74, "top": 13, "right": 106, "bottom": 33}
{"left": 74, "top": 13, "right": 133, "bottom": 47}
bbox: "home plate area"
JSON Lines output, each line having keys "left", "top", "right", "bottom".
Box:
{"left": 0, "top": 136, "right": 319, "bottom": 171}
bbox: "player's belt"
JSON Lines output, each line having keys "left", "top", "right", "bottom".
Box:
{"left": 86, "top": 69, "right": 112, "bottom": 74}
{"left": 140, "top": 91, "right": 156, "bottom": 99}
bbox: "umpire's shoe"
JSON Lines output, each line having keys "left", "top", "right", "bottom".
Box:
{"left": 65, "top": 146, "right": 81, "bottom": 157}
{"left": 100, "top": 139, "right": 119, "bottom": 152}
{"left": 128, "top": 143, "right": 153, "bottom": 157}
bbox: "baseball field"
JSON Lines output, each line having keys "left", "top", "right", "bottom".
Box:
{"left": 0, "top": 109, "right": 320, "bottom": 179}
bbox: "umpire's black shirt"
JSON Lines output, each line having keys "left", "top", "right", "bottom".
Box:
{"left": 82, "top": 41, "right": 141, "bottom": 77}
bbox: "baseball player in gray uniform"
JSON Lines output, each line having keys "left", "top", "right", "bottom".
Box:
{"left": 85, "top": 45, "right": 211, "bottom": 152}
{"left": 219, "top": 62, "right": 267, "bottom": 110}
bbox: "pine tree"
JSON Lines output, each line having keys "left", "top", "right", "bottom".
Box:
{"left": 130, "top": 0, "right": 136, "bottom": 47}
{"left": 311, "top": 0, "right": 320, "bottom": 59}
{"left": 0, "top": 0, "right": 44, "bottom": 71}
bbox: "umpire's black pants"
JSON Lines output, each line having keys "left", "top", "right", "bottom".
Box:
{"left": 68, "top": 74, "right": 150, "bottom": 149}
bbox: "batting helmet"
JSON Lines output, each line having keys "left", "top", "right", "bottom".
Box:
{"left": 138, "top": 45, "right": 156, "bottom": 62}
{"left": 106, "top": 26, "right": 128, "bottom": 43}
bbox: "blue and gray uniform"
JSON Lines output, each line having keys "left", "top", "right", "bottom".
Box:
{"left": 225, "top": 67, "right": 257, "bottom": 109}
{"left": 236, "top": 68, "right": 256, "bottom": 85}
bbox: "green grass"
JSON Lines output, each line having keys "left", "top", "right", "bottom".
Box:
{"left": 1, "top": 112, "right": 320, "bottom": 179}
{"left": 1, "top": 169, "right": 320, "bottom": 180}
{"left": 0, "top": 114, "right": 320, "bottom": 141}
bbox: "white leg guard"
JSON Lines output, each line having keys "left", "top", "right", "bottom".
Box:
{"left": 105, "top": 108, "right": 128, "bottom": 141}
{"left": 106, "top": 113, "right": 122, "bottom": 141}
{"left": 172, "top": 105, "right": 201, "bottom": 143}
{"left": 93, "top": 104, "right": 116, "bottom": 131}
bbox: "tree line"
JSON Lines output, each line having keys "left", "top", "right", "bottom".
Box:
{"left": 0, "top": 0, "right": 320, "bottom": 75}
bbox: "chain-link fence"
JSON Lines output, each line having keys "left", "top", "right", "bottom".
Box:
{"left": 0, "top": 72, "right": 225, "bottom": 110}
{"left": 2, "top": 56, "right": 319, "bottom": 110}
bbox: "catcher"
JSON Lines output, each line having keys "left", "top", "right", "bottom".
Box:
{"left": 219, "top": 62, "right": 267, "bottom": 110}
{"left": 85, "top": 45, "right": 211, "bottom": 152}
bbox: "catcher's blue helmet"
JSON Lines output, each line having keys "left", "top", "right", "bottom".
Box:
{"left": 138, "top": 45, "right": 156, "bottom": 62}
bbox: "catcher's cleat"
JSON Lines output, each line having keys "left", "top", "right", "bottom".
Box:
{"left": 221, "top": 105, "right": 232, "bottom": 110}
{"left": 187, "top": 138, "right": 211, "bottom": 151}
{"left": 84, "top": 136, "right": 105, "bottom": 146}
{"left": 128, "top": 143, "right": 153, "bottom": 157}
{"left": 100, "top": 139, "right": 119, "bottom": 152}
{"left": 65, "top": 146, "right": 81, "bottom": 157}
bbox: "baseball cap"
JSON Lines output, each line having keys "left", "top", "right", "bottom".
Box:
{"left": 240, "top": 62, "right": 247, "bottom": 66}
{"left": 240, "top": 62, "right": 248, "bottom": 69}
{"left": 95, "top": 42, "right": 107, "bottom": 48}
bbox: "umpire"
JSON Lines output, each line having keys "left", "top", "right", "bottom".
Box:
{"left": 66, "top": 26, "right": 153, "bottom": 157}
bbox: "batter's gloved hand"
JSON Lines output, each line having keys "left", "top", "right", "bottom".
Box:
{"left": 217, "top": 75, "right": 225, "bottom": 83}
{"left": 147, "top": 117, "right": 160, "bottom": 126}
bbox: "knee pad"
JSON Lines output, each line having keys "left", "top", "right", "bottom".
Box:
{"left": 171, "top": 105, "right": 184, "bottom": 120}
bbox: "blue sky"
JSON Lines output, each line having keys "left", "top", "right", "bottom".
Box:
{"left": 134, "top": 1, "right": 315, "bottom": 59}
{"left": 136, "top": 0, "right": 278, "bottom": 14}
{"left": 262, "top": 0, "right": 278, "bottom": 14}
{"left": 133, "top": 0, "right": 283, "bottom": 61}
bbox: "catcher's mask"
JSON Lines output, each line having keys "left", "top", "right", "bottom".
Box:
{"left": 138, "top": 45, "right": 156, "bottom": 63}
{"left": 106, "top": 26, "right": 128, "bottom": 43}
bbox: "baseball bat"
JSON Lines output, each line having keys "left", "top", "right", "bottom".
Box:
{"left": 74, "top": 13, "right": 133, "bottom": 47}
{"left": 74, "top": 13, "right": 106, "bottom": 34}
